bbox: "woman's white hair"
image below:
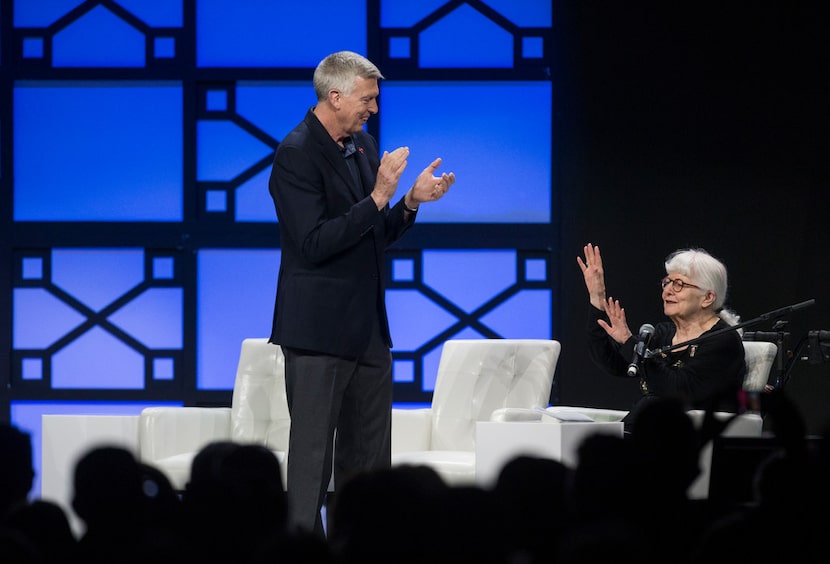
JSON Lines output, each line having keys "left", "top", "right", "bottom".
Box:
{"left": 664, "top": 248, "right": 740, "bottom": 326}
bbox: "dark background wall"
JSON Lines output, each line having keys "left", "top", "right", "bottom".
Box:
{"left": 554, "top": 3, "right": 829, "bottom": 432}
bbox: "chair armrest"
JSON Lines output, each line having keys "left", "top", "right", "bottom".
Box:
{"left": 489, "top": 407, "right": 544, "bottom": 422}
{"left": 686, "top": 410, "right": 764, "bottom": 438}
{"left": 391, "top": 408, "right": 432, "bottom": 454}
{"left": 549, "top": 406, "right": 629, "bottom": 423}
{"left": 138, "top": 406, "right": 232, "bottom": 464}
{"left": 687, "top": 410, "right": 764, "bottom": 500}
{"left": 723, "top": 412, "right": 763, "bottom": 437}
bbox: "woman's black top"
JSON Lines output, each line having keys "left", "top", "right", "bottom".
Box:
{"left": 586, "top": 306, "right": 746, "bottom": 422}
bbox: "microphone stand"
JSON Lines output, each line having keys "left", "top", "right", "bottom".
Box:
{"left": 643, "top": 298, "right": 815, "bottom": 359}
{"left": 640, "top": 298, "right": 815, "bottom": 424}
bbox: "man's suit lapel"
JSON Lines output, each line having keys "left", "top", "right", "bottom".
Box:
{"left": 354, "top": 145, "right": 375, "bottom": 199}
{"left": 304, "top": 110, "right": 364, "bottom": 202}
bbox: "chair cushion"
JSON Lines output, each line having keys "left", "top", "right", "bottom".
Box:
{"left": 390, "top": 450, "right": 476, "bottom": 486}
{"left": 155, "top": 449, "right": 288, "bottom": 492}
{"left": 138, "top": 406, "right": 232, "bottom": 463}
{"left": 153, "top": 453, "right": 196, "bottom": 491}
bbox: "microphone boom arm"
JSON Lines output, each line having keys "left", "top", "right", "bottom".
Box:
{"left": 644, "top": 298, "right": 815, "bottom": 358}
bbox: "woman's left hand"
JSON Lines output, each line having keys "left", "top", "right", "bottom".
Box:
{"left": 597, "top": 296, "right": 633, "bottom": 344}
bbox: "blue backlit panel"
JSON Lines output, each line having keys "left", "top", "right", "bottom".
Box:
{"left": 53, "top": 5, "right": 146, "bottom": 67}
{"left": 480, "top": 289, "right": 552, "bottom": 339}
{"left": 420, "top": 4, "right": 513, "bottom": 68}
{"left": 387, "top": 249, "right": 553, "bottom": 354}
{"left": 196, "top": 0, "right": 367, "bottom": 67}
{"left": 197, "top": 249, "right": 281, "bottom": 390}
{"left": 236, "top": 82, "right": 314, "bottom": 143}
{"left": 380, "top": 81, "right": 552, "bottom": 223}
{"left": 52, "top": 327, "right": 146, "bottom": 389}
{"left": 236, "top": 167, "right": 275, "bottom": 223}
{"left": 380, "top": 0, "right": 447, "bottom": 27}
{"left": 14, "top": 0, "right": 182, "bottom": 28}
{"left": 52, "top": 248, "right": 145, "bottom": 311}
{"left": 480, "top": 0, "right": 552, "bottom": 27}
{"left": 117, "top": 0, "right": 183, "bottom": 27}
{"left": 386, "top": 289, "right": 460, "bottom": 351}
{"left": 380, "top": 0, "right": 552, "bottom": 28}
{"left": 14, "top": 0, "right": 87, "bottom": 27}
{"left": 196, "top": 120, "right": 274, "bottom": 181}
{"left": 13, "top": 288, "right": 87, "bottom": 349}
{"left": 12, "top": 248, "right": 185, "bottom": 389}
{"left": 199, "top": 82, "right": 315, "bottom": 222}
{"left": 423, "top": 250, "right": 517, "bottom": 312}
{"left": 14, "top": 82, "right": 183, "bottom": 221}
{"left": 107, "top": 288, "right": 183, "bottom": 349}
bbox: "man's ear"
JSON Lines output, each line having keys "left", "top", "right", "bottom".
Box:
{"left": 328, "top": 89, "right": 341, "bottom": 108}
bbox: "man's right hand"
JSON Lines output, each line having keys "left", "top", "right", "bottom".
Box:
{"left": 371, "top": 146, "right": 409, "bottom": 209}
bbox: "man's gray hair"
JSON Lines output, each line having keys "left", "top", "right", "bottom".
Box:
{"left": 313, "top": 51, "right": 383, "bottom": 101}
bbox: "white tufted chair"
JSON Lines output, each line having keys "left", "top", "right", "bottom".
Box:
{"left": 139, "top": 338, "right": 289, "bottom": 490}
{"left": 535, "top": 340, "right": 778, "bottom": 498}
{"left": 390, "top": 339, "right": 561, "bottom": 486}
{"left": 741, "top": 340, "right": 778, "bottom": 393}
{"left": 684, "top": 339, "right": 778, "bottom": 497}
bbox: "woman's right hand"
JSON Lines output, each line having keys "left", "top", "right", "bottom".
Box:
{"left": 577, "top": 243, "right": 607, "bottom": 311}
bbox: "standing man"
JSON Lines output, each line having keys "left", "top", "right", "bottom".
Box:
{"left": 268, "top": 50, "right": 455, "bottom": 537}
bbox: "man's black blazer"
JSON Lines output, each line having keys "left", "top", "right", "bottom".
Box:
{"left": 268, "top": 108, "right": 415, "bottom": 357}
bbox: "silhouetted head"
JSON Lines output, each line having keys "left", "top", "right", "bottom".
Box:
{"left": 0, "top": 423, "right": 35, "bottom": 516}
{"left": 71, "top": 445, "right": 144, "bottom": 529}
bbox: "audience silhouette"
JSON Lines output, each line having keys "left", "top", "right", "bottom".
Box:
{"left": 693, "top": 388, "right": 829, "bottom": 562}
{"left": 492, "top": 454, "right": 572, "bottom": 563}
{"left": 624, "top": 397, "right": 709, "bottom": 564}
{"left": 557, "top": 431, "right": 647, "bottom": 562}
{"left": 180, "top": 440, "right": 294, "bottom": 564}
{"left": 72, "top": 444, "right": 186, "bottom": 563}
{"left": 2, "top": 392, "right": 828, "bottom": 564}
{"left": 1, "top": 422, "right": 78, "bottom": 563}
{"left": 3, "top": 499, "right": 78, "bottom": 563}
{"left": 327, "top": 464, "right": 447, "bottom": 564}
{"left": 0, "top": 423, "right": 35, "bottom": 520}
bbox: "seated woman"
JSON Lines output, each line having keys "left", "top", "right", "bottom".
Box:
{"left": 577, "top": 243, "right": 746, "bottom": 432}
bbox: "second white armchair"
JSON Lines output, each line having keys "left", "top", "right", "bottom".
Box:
{"left": 390, "top": 338, "right": 561, "bottom": 486}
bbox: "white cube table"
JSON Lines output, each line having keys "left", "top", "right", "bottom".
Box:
{"left": 475, "top": 419, "right": 624, "bottom": 488}
{"left": 41, "top": 414, "right": 140, "bottom": 536}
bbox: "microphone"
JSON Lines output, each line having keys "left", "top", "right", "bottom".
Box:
{"left": 627, "top": 323, "right": 655, "bottom": 377}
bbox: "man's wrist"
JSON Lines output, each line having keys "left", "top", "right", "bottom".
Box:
{"left": 403, "top": 192, "right": 419, "bottom": 213}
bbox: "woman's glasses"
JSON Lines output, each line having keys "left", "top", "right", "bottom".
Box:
{"left": 660, "top": 277, "right": 701, "bottom": 292}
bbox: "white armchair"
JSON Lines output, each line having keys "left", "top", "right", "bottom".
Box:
{"left": 684, "top": 339, "right": 777, "bottom": 498}
{"left": 138, "top": 338, "right": 289, "bottom": 490}
{"left": 390, "top": 339, "right": 561, "bottom": 486}
{"left": 741, "top": 340, "right": 778, "bottom": 393}
{"left": 538, "top": 340, "right": 778, "bottom": 498}
{"left": 543, "top": 340, "right": 779, "bottom": 422}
